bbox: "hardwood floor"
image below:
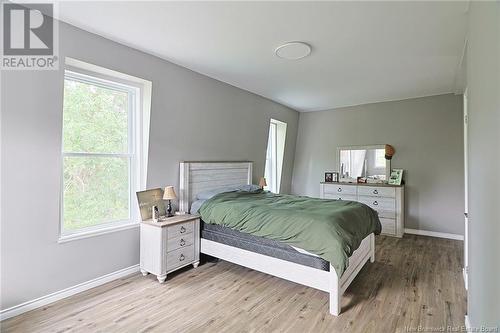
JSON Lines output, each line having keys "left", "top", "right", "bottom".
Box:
{"left": 1, "top": 235, "right": 466, "bottom": 333}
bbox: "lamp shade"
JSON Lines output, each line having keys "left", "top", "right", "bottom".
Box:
{"left": 385, "top": 144, "right": 395, "bottom": 160}
{"left": 163, "top": 186, "right": 177, "bottom": 200}
{"left": 259, "top": 177, "right": 267, "bottom": 188}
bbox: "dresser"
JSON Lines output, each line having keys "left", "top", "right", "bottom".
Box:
{"left": 140, "top": 214, "right": 200, "bottom": 283}
{"left": 320, "top": 182, "right": 405, "bottom": 237}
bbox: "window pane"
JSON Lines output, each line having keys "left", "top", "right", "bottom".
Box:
{"left": 63, "top": 156, "right": 129, "bottom": 231}
{"left": 375, "top": 149, "right": 386, "bottom": 168}
{"left": 63, "top": 78, "right": 129, "bottom": 153}
{"left": 264, "top": 122, "right": 277, "bottom": 193}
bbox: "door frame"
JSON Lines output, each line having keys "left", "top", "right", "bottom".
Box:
{"left": 463, "top": 88, "right": 469, "bottom": 290}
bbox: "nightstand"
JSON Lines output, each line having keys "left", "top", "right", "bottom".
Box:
{"left": 140, "top": 214, "right": 200, "bottom": 283}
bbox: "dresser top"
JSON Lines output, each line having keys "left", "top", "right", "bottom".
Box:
{"left": 142, "top": 214, "right": 200, "bottom": 227}
{"left": 321, "top": 182, "right": 404, "bottom": 188}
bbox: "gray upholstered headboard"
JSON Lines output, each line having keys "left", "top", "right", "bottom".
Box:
{"left": 179, "top": 161, "right": 253, "bottom": 213}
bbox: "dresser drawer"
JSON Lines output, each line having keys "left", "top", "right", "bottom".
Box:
{"left": 358, "top": 196, "right": 396, "bottom": 218}
{"left": 357, "top": 186, "right": 395, "bottom": 198}
{"left": 323, "top": 193, "right": 357, "bottom": 202}
{"left": 380, "top": 218, "right": 396, "bottom": 235}
{"left": 167, "top": 221, "right": 194, "bottom": 239}
{"left": 167, "top": 233, "right": 194, "bottom": 252}
{"left": 167, "top": 245, "right": 195, "bottom": 271}
{"left": 323, "top": 184, "right": 357, "bottom": 196}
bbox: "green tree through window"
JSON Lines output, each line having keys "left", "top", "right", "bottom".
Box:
{"left": 62, "top": 72, "right": 136, "bottom": 233}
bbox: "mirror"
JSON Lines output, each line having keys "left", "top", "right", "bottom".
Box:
{"left": 338, "top": 145, "right": 389, "bottom": 181}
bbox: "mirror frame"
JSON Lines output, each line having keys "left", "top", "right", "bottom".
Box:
{"left": 336, "top": 144, "right": 391, "bottom": 181}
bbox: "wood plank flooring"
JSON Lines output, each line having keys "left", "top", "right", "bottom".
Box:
{"left": 1, "top": 235, "right": 466, "bottom": 333}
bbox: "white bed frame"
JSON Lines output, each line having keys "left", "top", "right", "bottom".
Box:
{"left": 179, "top": 161, "right": 375, "bottom": 316}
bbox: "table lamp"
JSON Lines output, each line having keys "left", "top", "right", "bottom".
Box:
{"left": 259, "top": 177, "right": 267, "bottom": 189}
{"left": 163, "top": 186, "right": 177, "bottom": 217}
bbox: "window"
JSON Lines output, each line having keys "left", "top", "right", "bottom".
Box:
{"left": 60, "top": 59, "right": 151, "bottom": 240}
{"left": 375, "top": 149, "right": 386, "bottom": 168}
{"left": 264, "top": 119, "right": 287, "bottom": 193}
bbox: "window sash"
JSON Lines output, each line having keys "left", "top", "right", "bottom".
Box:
{"left": 62, "top": 152, "right": 133, "bottom": 158}
{"left": 63, "top": 71, "right": 136, "bottom": 155}
{"left": 375, "top": 149, "right": 386, "bottom": 168}
{"left": 265, "top": 121, "right": 278, "bottom": 193}
{"left": 65, "top": 70, "right": 137, "bottom": 96}
{"left": 270, "top": 122, "right": 278, "bottom": 193}
{"left": 61, "top": 154, "right": 133, "bottom": 232}
{"left": 61, "top": 70, "right": 139, "bottom": 236}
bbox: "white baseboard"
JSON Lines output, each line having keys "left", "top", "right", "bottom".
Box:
{"left": 405, "top": 228, "right": 464, "bottom": 241}
{"left": 0, "top": 264, "right": 139, "bottom": 321}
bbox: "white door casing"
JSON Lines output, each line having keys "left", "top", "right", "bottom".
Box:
{"left": 463, "top": 89, "right": 469, "bottom": 290}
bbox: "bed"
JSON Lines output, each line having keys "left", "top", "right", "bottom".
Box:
{"left": 179, "top": 161, "right": 377, "bottom": 316}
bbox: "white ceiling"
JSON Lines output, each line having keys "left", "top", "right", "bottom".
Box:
{"left": 57, "top": 1, "right": 468, "bottom": 112}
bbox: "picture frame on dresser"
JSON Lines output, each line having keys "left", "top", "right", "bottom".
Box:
{"left": 388, "top": 169, "right": 404, "bottom": 185}
{"left": 325, "top": 172, "right": 334, "bottom": 183}
{"left": 332, "top": 172, "right": 339, "bottom": 182}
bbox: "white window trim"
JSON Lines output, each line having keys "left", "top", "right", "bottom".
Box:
{"left": 268, "top": 121, "right": 278, "bottom": 192}
{"left": 264, "top": 118, "right": 287, "bottom": 194}
{"left": 58, "top": 222, "right": 139, "bottom": 244}
{"left": 58, "top": 58, "right": 152, "bottom": 242}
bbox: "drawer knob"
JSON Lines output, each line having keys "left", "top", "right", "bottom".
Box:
{"left": 180, "top": 239, "right": 186, "bottom": 246}
{"left": 337, "top": 188, "right": 342, "bottom": 192}
{"left": 180, "top": 226, "right": 186, "bottom": 234}
{"left": 338, "top": 198, "right": 342, "bottom": 200}
{"left": 373, "top": 201, "right": 378, "bottom": 206}
{"left": 179, "top": 254, "right": 185, "bottom": 262}
{"left": 373, "top": 189, "right": 378, "bottom": 194}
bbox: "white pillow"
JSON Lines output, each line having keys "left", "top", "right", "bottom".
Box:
{"left": 196, "top": 184, "right": 260, "bottom": 200}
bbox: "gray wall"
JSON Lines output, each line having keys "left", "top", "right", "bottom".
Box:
{"left": 292, "top": 94, "right": 464, "bottom": 235}
{"left": 0, "top": 22, "right": 298, "bottom": 310}
{"left": 466, "top": 1, "right": 500, "bottom": 327}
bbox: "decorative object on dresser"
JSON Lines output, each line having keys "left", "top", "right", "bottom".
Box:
{"left": 332, "top": 172, "right": 339, "bottom": 182}
{"left": 357, "top": 177, "right": 367, "bottom": 184}
{"left": 163, "top": 186, "right": 177, "bottom": 217}
{"left": 140, "top": 214, "right": 200, "bottom": 283}
{"left": 320, "top": 182, "right": 405, "bottom": 237}
{"left": 388, "top": 169, "right": 404, "bottom": 186}
{"left": 385, "top": 144, "right": 395, "bottom": 160}
{"left": 325, "top": 172, "right": 333, "bottom": 183}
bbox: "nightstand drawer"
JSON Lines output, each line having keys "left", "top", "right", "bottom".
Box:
{"left": 167, "top": 245, "right": 195, "bottom": 271}
{"left": 167, "top": 221, "right": 194, "bottom": 239}
{"left": 167, "top": 233, "right": 194, "bottom": 252}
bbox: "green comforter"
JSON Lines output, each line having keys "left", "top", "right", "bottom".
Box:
{"left": 199, "top": 190, "right": 381, "bottom": 276}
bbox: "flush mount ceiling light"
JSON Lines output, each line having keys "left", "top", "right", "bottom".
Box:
{"left": 275, "top": 42, "right": 312, "bottom": 60}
